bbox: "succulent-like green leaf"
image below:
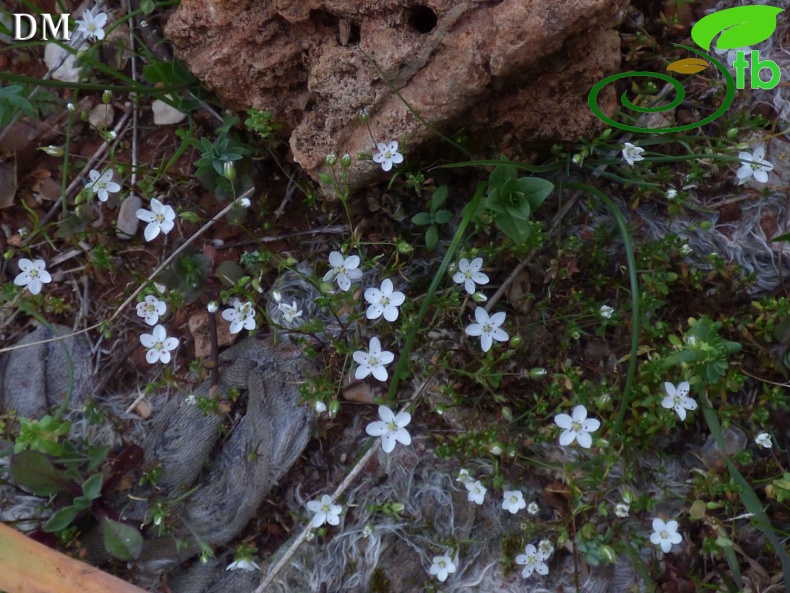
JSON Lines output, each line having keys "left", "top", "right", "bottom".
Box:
{"left": 433, "top": 209, "right": 453, "bottom": 225}
{"left": 43, "top": 506, "right": 79, "bottom": 532}
{"left": 411, "top": 212, "right": 432, "bottom": 226}
{"left": 430, "top": 185, "right": 449, "bottom": 211}
{"left": 81, "top": 473, "right": 103, "bottom": 500}
{"left": 425, "top": 224, "right": 439, "bottom": 251}
{"left": 10, "top": 451, "right": 69, "bottom": 496}
{"left": 102, "top": 516, "right": 143, "bottom": 561}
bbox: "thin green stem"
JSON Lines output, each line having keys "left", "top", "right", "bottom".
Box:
{"left": 561, "top": 182, "right": 640, "bottom": 442}
{"left": 387, "top": 181, "right": 485, "bottom": 402}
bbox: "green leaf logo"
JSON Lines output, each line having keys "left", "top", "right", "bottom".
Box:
{"left": 692, "top": 5, "right": 783, "bottom": 51}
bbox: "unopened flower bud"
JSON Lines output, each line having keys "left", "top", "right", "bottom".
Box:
{"left": 328, "top": 400, "right": 340, "bottom": 418}
{"left": 487, "top": 442, "right": 504, "bottom": 456}
{"left": 472, "top": 291, "right": 487, "bottom": 303}
{"left": 666, "top": 188, "right": 677, "bottom": 200}
{"left": 102, "top": 90, "right": 112, "bottom": 104}
{"left": 572, "top": 153, "right": 584, "bottom": 165}
{"left": 325, "top": 153, "right": 337, "bottom": 167}
{"left": 397, "top": 240, "right": 413, "bottom": 254}
{"left": 529, "top": 367, "right": 547, "bottom": 379}
{"left": 67, "top": 102, "right": 75, "bottom": 112}
{"left": 314, "top": 400, "right": 327, "bottom": 413}
{"left": 340, "top": 153, "right": 352, "bottom": 168}
{"left": 223, "top": 161, "right": 236, "bottom": 182}
{"left": 726, "top": 127, "right": 739, "bottom": 139}
{"left": 599, "top": 545, "right": 617, "bottom": 563}
{"left": 358, "top": 108, "right": 369, "bottom": 123}
{"left": 509, "top": 335, "right": 522, "bottom": 348}
{"left": 207, "top": 301, "right": 218, "bottom": 313}
{"left": 271, "top": 289, "right": 282, "bottom": 303}
{"left": 40, "top": 145, "right": 63, "bottom": 156}
{"left": 236, "top": 197, "right": 250, "bottom": 208}
{"left": 501, "top": 406, "right": 513, "bottom": 423}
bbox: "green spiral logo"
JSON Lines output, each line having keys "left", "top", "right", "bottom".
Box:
{"left": 587, "top": 44, "right": 735, "bottom": 134}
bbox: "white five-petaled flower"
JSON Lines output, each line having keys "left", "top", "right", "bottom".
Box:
{"left": 307, "top": 494, "right": 342, "bottom": 528}
{"left": 429, "top": 555, "right": 457, "bottom": 583}
{"left": 140, "top": 324, "right": 178, "bottom": 364}
{"left": 666, "top": 188, "right": 677, "bottom": 200}
{"left": 323, "top": 251, "right": 363, "bottom": 291}
{"left": 622, "top": 142, "right": 645, "bottom": 166}
{"left": 185, "top": 394, "right": 197, "bottom": 405}
{"left": 364, "top": 278, "right": 406, "bottom": 322}
{"left": 554, "top": 404, "right": 600, "bottom": 448}
{"left": 136, "top": 198, "right": 176, "bottom": 242}
{"left": 14, "top": 258, "right": 52, "bottom": 295}
{"left": 136, "top": 295, "right": 166, "bottom": 325}
{"left": 278, "top": 301, "right": 303, "bottom": 324}
{"left": 680, "top": 243, "right": 693, "bottom": 256}
{"left": 615, "top": 502, "right": 630, "bottom": 518}
{"left": 456, "top": 469, "right": 473, "bottom": 484}
{"left": 527, "top": 502, "right": 540, "bottom": 516}
{"left": 88, "top": 169, "right": 121, "bottom": 202}
{"left": 226, "top": 558, "right": 259, "bottom": 572}
{"left": 222, "top": 298, "right": 257, "bottom": 334}
{"left": 538, "top": 540, "right": 554, "bottom": 559}
{"left": 353, "top": 337, "right": 394, "bottom": 381}
{"left": 76, "top": 7, "right": 108, "bottom": 42}
{"left": 661, "top": 381, "right": 698, "bottom": 421}
{"left": 650, "top": 517, "right": 683, "bottom": 553}
{"left": 315, "top": 400, "right": 327, "bottom": 413}
{"left": 737, "top": 145, "right": 774, "bottom": 184}
{"left": 365, "top": 405, "right": 412, "bottom": 453}
{"left": 754, "top": 432, "right": 772, "bottom": 449}
{"left": 465, "top": 307, "right": 508, "bottom": 353}
{"left": 466, "top": 480, "right": 487, "bottom": 505}
{"left": 372, "top": 140, "right": 404, "bottom": 172}
{"left": 599, "top": 304, "right": 614, "bottom": 319}
{"left": 453, "top": 257, "right": 490, "bottom": 295}
{"left": 502, "top": 490, "right": 526, "bottom": 514}
{"left": 515, "top": 544, "right": 550, "bottom": 579}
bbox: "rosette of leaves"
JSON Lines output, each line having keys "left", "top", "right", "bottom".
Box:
{"left": 663, "top": 316, "right": 741, "bottom": 386}
{"left": 485, "top": 161, "right": 554, "bottom": 244}
{"left": 411, "top": 184, "right": 453, "bottom": 250}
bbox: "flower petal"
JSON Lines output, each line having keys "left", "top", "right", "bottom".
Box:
{"left": 576, "top": 431, "right": 592, "bottom": 448}
{"left": 328, "top": 251, "right": 344, "bottom": 268}
{"left": 559, "top": 430, "right": 576, "bottom": 446}
{"left": 378, "top": 405, "right": 395, "bottom": 423}
{"left": 366, "top": 420, "right": 387, "bottom": 436}
{"left": 465, "top": 323, "right": 483, "bottom": 337}
{"left": 474, "top": 306, "right": 489, "bottom": 325}
{"left": 554, "top": 414, "right": 572, "bottom": 429}
{"left": 380, "top": 432, "right": 396, "bottom": 453}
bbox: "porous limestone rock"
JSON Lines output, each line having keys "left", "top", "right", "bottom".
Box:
{"left": 164, "top": 0, "right": 627, "bottom": 192}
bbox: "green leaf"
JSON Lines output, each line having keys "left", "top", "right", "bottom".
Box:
{"left": 771, "top": 231, "right": 790, "bottom": 243}
{"left": 430, "top": 185, "right": 449, "bottom": 211}
{"left": 691, "top": 5, "right": 783, "bottom": 51}
{"left": 87, "top": 445, "right": 110, "bottom": 472}
{"left": 433, "top": 209, "right": 453, "bottom": 225}
{"left": 494, "top": 212, "right": 529, "bottom": 244}
{"left": 513, "top": 177, "right": 554, "bottom": 210}
{"left": 142, "top": 58, "right": 197, "bottom": 87}
{"left": 425, "top": 224, "right": 439, "bottom": 250}
{"left": 411, "top": 212, "right": 432, "bottom": 226}
{"left": 505, "top": 203, "right": 531, "bottom": 221}
{"left": 81, "top": 473, "right": 103, "bottom": 500}
{"left": 215, "top": 260, "right": 245, "bottom": 287}
{"left": 102, "top": 516, "right": 143, "bottom": 561}
{"left": 43, "top": 506, "right": 79, "bottom": 532}
{"left": 10, "top": 451, "right": 69, "bottom": 496}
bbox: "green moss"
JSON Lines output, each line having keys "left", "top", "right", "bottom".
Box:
{"left": 369, "top": 566, "right": 391, "bottom": 593}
